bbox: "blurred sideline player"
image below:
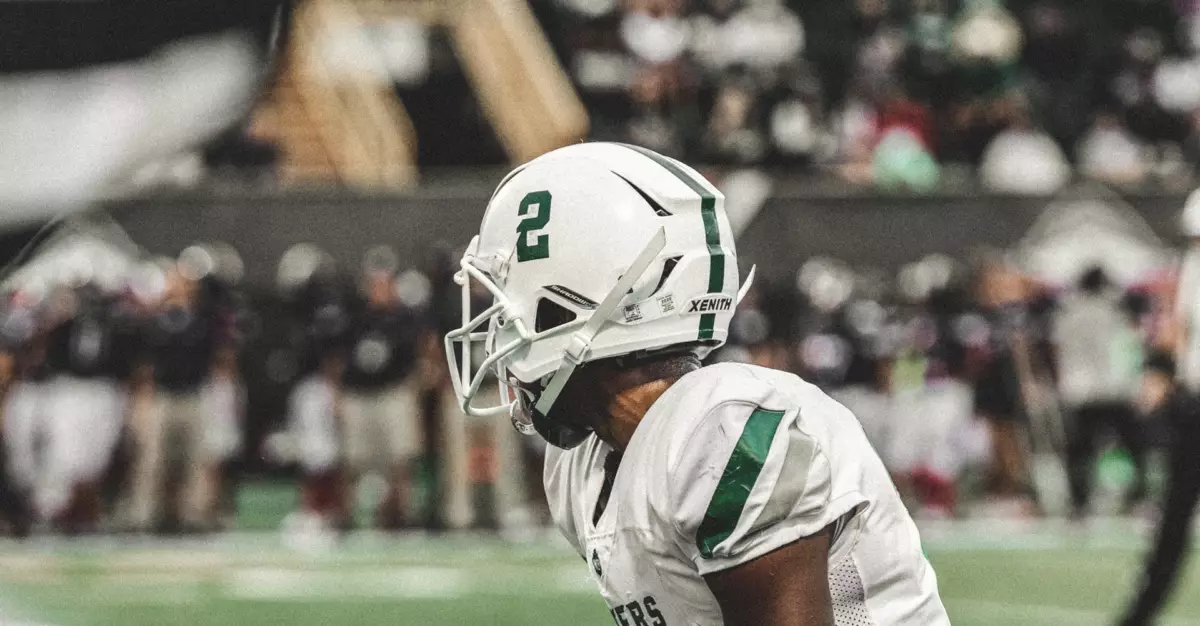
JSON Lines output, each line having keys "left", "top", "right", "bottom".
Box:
{"left": 1118, "top": 190, "right": 1200, "bottom": 625}
{"left": 40, "top": 281, "right": 138, "bottom": 532}
{"left": 194, "top": 245, "right": 249, "bottom": 529}
{"left": 971, "top": 258, "right": 1037, "bottom": 502}
{"left": 278, "top": 246, "right": 351, "bottom": 530}
{"left": 128, "top": 257, "right": 227, "bottom": 532}
{"left": 447, "top": 143, "right": 948, "bottom": 624}
{"left": 341, "top": 248, "right": 427, "bottom": 529}
{"left": 288, "top": 351, "right": 349, "bottom": 528}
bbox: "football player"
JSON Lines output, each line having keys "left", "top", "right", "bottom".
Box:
{"left": 445, "top": 143, "right": 950, "bottom": 625}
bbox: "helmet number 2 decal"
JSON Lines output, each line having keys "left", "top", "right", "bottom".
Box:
{"left": 516, "top": 190, "right": 552, "bottom": 262}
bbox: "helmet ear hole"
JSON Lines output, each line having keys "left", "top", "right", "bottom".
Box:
{"left": 535, "top": 297, "right": 578, "bottom": 333}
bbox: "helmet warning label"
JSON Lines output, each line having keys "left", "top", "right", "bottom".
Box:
{"left": 683, "top": 294, "right": 733, "bottom": 315}
{"left": 620, "top": 294, "right": 677, "bottom": 324}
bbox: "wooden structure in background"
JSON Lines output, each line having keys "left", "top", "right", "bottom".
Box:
{"left": 250, "top": 0, "right": 588, "bottom": 187}
{"left": 251, "top": 0, "right": 419, "bottom": 188}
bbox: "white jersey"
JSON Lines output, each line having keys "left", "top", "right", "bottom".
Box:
{"left": 545, "top": 363, "right": 949, "bottom": 626}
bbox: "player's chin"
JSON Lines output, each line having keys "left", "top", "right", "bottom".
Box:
{"left": 531, "top": 409, "right": 593, "bottom": 449}
{"left": 532, "top": 371, "right": 606, "bottom": 449}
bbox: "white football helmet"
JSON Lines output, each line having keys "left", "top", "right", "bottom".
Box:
{"left": 445, "top": 142, "right": 752, "bottom": 448}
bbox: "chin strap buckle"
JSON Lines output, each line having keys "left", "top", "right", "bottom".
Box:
{"left": 563, "top": 333, "right": 591, "bottom": 365}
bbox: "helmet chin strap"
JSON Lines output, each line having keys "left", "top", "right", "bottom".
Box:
{"left": 737, "top": 264, "right": 756, "bottom": 304}
{"left": 533, "top": 227, "right": 668, "bottom": 418}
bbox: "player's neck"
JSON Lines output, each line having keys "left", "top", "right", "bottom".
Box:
{"left": 604, "top": 377, "right": 678, "bottom": 451}
{"left": 596, "top": 355, "right": 701, "bottom": 451}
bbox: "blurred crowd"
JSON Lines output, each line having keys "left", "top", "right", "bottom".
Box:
{"left": 0, "top": 240, "right": 550, "bottom": 538}
{"left": 721, "top": 253, "right": 1174, "bottom": 518}
{"left": 540, "top": 0, "right": 1200, "bottom": 191}
{"left": 0, "top": 234, "right": 1178, "bottom": 538}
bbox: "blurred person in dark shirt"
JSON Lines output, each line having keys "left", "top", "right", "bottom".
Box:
{"left": 279, "top": 246, "right": 352, "bottom": 531}
{"left": 39, "top": 281, "right": 140, "bottom": 533}
{"left": 192, "top": 245, "right": 251, "bottom": 530}
{"left": 971, "top": 258, "right": 1037, "bottom": 504}
{"left": 1119, "top": 189, "right": 1200, "bottom": 625}
{"left": 699, "top": 72, "right": 769, "bottom": 165}
{"left": 341, "top": 248, "right": 430, "bottom": 530}
{"left": 1017, "top": 1, "right": 1090, "bottom": 152}
{"left": 624, "top": 63, "right": 700, "bottom": 159}
{"left": 716, "top": 278, "right": 799, "bottom": 371}
{"left": 128, "top": 258, "right": 228, "bottom": 533}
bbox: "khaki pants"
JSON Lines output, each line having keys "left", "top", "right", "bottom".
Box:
{"left": 439, "top": 384, "right": 529, "bottom": 529}
{"left": 127, "top": 390, "right": 210, "bottom": 528}
{"left": 342, "top": 379, "right": 422, "bottom": 473}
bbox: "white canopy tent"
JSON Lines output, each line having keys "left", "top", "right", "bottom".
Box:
{"left": 1, "top": 216, "right": 144, "bottom": 297}
{"left": 1015, "top": 187, "right": 1175, "bottom": 287}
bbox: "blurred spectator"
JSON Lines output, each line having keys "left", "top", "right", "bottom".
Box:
{"left": 972, "top": 258, "right": 1035, "bottom": 501}
{"left": 287, "top": 350, "right": 348, "bottom": 530}
{"left": 1077, "top": 112, "right": 1152, "bottom": 185}
{"left": 624, "top": 63, "right": 697, "bottom": 158}
{"left": 699, "top": 74, "right": 768, "bottom": 164}
{"left": 128, "top": 260, "right": 227, "bottom": 533}
{"left": 766, "top": 63, "right": 825, "bottom": 164}
{"left": 950, "top": 0, "right": 1023, "bottom": 67}
{"left": 1053, "top": 266, "right": 1148, "bottom": 518}
{"left": 341, "top": 249, "right": 430, "bottom": 530}
{"left": 872, "top": 87, "right": 940, "bottom": 190}
{"left": 690, "top": 0, "right": 804, "bottom": 78}
{"left": 619, "top": 0, "right": 689, "bottom": 65}
{"left": 535, "top": 0, "right": 1200, "bottom": 187}
{"left": 39, "top": 283, "right": 139, "bottom": 533}
{"left": 979, "top": 101, "right": 1070, "bottom": 194}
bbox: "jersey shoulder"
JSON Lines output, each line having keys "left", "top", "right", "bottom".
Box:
{"left": 647, "top": 362, "right": 824, "bottom": 461}
{"left": 645, "top": 362, "right": 869, "bottom": 575}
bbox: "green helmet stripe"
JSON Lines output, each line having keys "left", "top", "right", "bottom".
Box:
{"left": 617, "top": 144, "right": 724, "bottom": 340}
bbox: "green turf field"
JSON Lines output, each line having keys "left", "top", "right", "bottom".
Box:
{"left": 0, "top": 518, "right": 1198, "bottom": 626}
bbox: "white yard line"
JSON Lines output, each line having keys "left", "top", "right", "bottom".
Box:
{"left": 224, "top": 566, "right": 472, "bottom": 600}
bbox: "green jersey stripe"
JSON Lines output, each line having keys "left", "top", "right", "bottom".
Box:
{"left": 696, "top": 407, "right": 787, "bottom": 559}
{"left": 617, "top": 144, "right": 725, "bottom": 340}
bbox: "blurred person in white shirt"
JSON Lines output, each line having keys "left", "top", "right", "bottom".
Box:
{"left": 979, "top": 106, "right": 1070, "bottom": 194}
{"left": 287, "top": 352, "right": 349, "bottom": 529}
{"left": 1053, "top": 266, "right": 1147, "bottom": 518}
{"left": 1077, "top": 112, "right": 1151, "bottom": 186}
